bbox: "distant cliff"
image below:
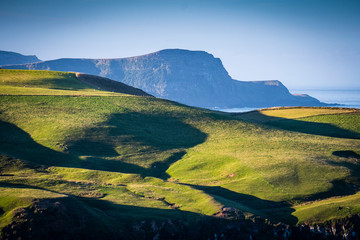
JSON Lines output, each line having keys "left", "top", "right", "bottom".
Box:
{"left": 0, "top": 50, "right": 41, "bottom": 66}
{"left": 1, "top": 49, "right": 324, "bottom": 108}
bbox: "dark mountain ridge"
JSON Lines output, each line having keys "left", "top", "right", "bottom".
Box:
{"left": 1, "top": 49, "right": 324, "bottom": 108}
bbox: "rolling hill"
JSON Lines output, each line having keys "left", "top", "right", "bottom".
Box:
{"left": 1, "top": 49, "right": 325, "bottom": 108}
{"left": 0, "top": 69, "right": 151, "bottom": 97}
{"left": 0, "top": 69, "right": 359, "bottom": 239}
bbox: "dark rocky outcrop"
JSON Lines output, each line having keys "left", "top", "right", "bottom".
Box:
{"left": 3, "top": 198, "right": 359, "bottom": 240}
{"left": 1, "top": 198, "right": 117, "bottom": 240}
{"left": 1, "top": 49, "right": 325, "bottom": 108}
{"left": 0, "top": 50, "right": 41, "bottom": 66}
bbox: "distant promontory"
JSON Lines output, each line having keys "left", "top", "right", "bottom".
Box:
{"left": 1, "top": 49, "right": 325, "bottom": 108}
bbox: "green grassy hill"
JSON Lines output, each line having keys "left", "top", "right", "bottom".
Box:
{"left": 0, "top": 69, "right": 360, "bottom": 238}
{"left": 0, "top": 69, "right": 150, "bottom": 96}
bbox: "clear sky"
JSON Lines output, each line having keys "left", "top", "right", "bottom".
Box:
{"left": 1, "top": 0, "right": 359, "bottom": 89}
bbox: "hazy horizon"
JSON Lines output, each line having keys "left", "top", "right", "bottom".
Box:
{"left": 1, "top": 0, "right": 359, "bottom": 89}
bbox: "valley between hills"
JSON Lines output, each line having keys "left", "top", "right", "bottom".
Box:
{"left": 0, "top": 69, "right": 360, "bottom": 239}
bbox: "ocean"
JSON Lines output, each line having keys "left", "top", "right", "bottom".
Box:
{"left": 214, "top": 89, "right": 360, "bottom": 113}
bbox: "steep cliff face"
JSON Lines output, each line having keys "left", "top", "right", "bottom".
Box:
{"left": 1, "top": 49, "right": 324, "bottom": 108}
{"left": 116, "top": 49, "right": 237, "bottom": 107}
{"left": 0, "top": 50, "right": 41, "bottom": 66}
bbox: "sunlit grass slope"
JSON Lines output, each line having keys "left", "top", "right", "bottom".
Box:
{"left": 0, "top": 69, "right": 143, "bottom": 96}
{"left": 0, "top": 69, "right": 360, "bottom": 232}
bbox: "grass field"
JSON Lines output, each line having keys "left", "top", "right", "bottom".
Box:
{"left": 0, "top": 69, "right": 359, "bottom": 235}
{"left": 0, "top": 69, "right": 140, "bottom": 96}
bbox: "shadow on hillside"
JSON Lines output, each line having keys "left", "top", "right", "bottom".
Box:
{"left": 292, "top": 179, "right": 357, "bottom": 203}
{"left": 285, "top": 151, "right": 360, "bottom": 205}
{"left": 0, "top": 181, "right": 64, "bottom": 195}
{"left": 65, "top": 112, "right": 206, "bottom": 179}
{"left": 72, "top": 151, "right": 186, "bottom": 179}
{"left": 182, "top": 183, "right": 298, "bottom": 225}
{"left": 331, "top": 151, "right": 360, "bottom": 177}
{"left": 75, "top": 73, "right": 152, "bottom": 97}
{"left": 328, "top": 150, "right": 360, "bottom": 186}
{"left": 66, "top": 112, "right": 206, "bottom": 154}
{"left": 333, "top": 150, "right": 360, "bottom": 160}
{"left": 236, "top": 111, "right": 360, "bottom": 139}
{"left": 44, "top": 79, "right": 90, "bottom": 91}
{"left": 0, "top": 112, "right": 206, "bottom": 179}
{"left": 0, "top": 120, "right": 75, "bottom": 166}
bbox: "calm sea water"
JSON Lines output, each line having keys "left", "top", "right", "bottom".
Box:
{"left": 214, "top": 89, "right": 360, "bottom": 113}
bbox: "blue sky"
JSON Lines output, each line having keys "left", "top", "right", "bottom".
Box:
{"left": 1, "top": 0, "right": 359, "bottom": 89}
